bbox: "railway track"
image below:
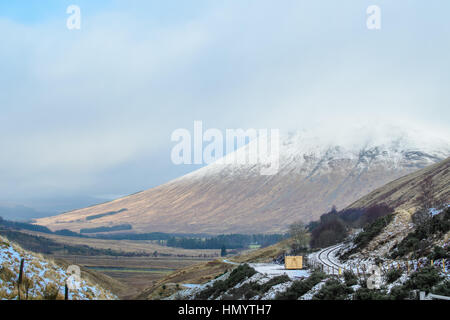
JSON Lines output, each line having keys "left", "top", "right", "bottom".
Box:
{"left": 315, "top": 244, "right": 344, "bottom": 274}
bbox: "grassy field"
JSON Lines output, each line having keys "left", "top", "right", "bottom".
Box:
{"left": 3, "top": 228, "right": 291, "bottom": 299}
{"left": 53, "top": 254, "right": 213, "bottom": 299}
{"left": 21, "top": 230, "right": 220, "bottom": 256}
{"left": 136, "top": 238, "right": 294, "bottom": 299}
{"left": 5, "top": 230, "right": 221, "bottom": 299}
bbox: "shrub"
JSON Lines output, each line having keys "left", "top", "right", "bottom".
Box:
{"left": 312, "top": 278, "right": 353, "bottom": 300}
{"left": 353, "top": 288, "right": 389, "bottom": 300}
{"left": 432, "top": 280, "right": 450, "bottom": 296}
{"left": 428, "top": 246, "right": 449, "bottom": 260}
{"left": 385, "top": 269, "right": 403, "bottom": 284}
{"left": 405, "top": 266, "right": 442, "bottom": 293}
{"left": 275, "top": 271, "right": 326, "bottom": 300}
{"left": 389, "top": 285, "right": 410, "bottom": 300}
{"left": 260, "top": 274, "right": 290, "bottom": 293}
{"left": 227, "top": 274, "right": 291, "bottom": 300}
{"left": 226, "top": 281, "right": 260, "bottom": 299}
{"left": 226, "top": 264, "right": 257, "bottom": 288}
{"left": 353, "top": 214, "right": 394, "bottom": 250}
{"left": 195, "top": 264, "right": 257, "bottom": 300}
{"left": 343, "top": 270, "right": 358, "bottom": 287}
{"left": 392, "top": 207, "right": 450, "bottom": 258}
{"left": 342, "top": 214, "right": 394, "bottom": 259}
{"left": 387, "top": 266, "right": 443, "bottom": 300}
{"left": 358, "top": 277, "right": 367, "bottom": 288}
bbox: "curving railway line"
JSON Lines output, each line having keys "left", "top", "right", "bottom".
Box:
{"left": 313, "top": 244, "right": 345, "bottom": 274}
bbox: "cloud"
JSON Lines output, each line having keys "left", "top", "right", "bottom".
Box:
{"left": 0, "top": 1, "right": 449, "bottom": 205}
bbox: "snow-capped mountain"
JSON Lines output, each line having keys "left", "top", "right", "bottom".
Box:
{"left": 36, "top": 125, "right": 450, "bottom": 234}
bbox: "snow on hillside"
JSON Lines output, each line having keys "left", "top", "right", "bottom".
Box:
{"left": 35, "top": 123, "right": 450, "bottom": 235}
{"left": 0, "top": 235, "right": 116, "bottom": 300}
{"left": 178, "top": 124, "right": 450, "bottom": 181}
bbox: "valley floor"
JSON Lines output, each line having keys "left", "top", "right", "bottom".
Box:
{"left": 53, "top": 254, "right": 215, "bottom": 299}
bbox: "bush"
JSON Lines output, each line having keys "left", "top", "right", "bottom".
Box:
{"left": 428, "top": 246, "right": 449, "bottom": 260}
{"left": 392, "top": 207, "right": 450, "bottom": 258}
{"left": 405, "top": 266, "right": 442, "bottom": 293}
{"left": 432, "top": 280, "right": 450, "bottom": 296}
{"left": 195, "top": 264, "right": 257, "bottom": 300}
{"left": 389, "top": 285, "right": 410, "bottom": 300}
{"left": 275, "top": 271, "right": 326, "bottom": 300}
{"left": 354, "top": 214, "right": 394, "bottom": 250}
{"left": 353, "top": 288, "right": 388, "bottom": 300}
{"left": 260, "top": 274, "right": 290, "bottom": 293}
{"left": 226, "top": 264, "right": 257, "bottom": 287}
{"left": 342, "top": 214, "right": 394, "bottom": 259}
{"left": 226, "top": 281, "right": 261, "bottom": 299}
{"left": 227, "top": 274, "right": 292, "bottom": 299}
{"left": 312, "top": 278, "right": 353, "bottom": 300}
{"left": 343, "top": 270, "right": 358, "bottom": 287}
{"left": 385, "top": 269, "right": 403, "bottom": 284}
{"left": 387, "top": 266, "right": 443, "bottom": 300}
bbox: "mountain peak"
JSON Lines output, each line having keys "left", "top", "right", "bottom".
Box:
{"left": 35, "top": 126, "right": 450, "bottom": 234}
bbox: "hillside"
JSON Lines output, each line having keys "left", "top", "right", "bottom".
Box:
{"left": 348, "top": 157, "right": 450, "bottom": 212}
{"left": 0, "top": 235, "right": 117, "bottom": 300}
{"left": 135, "top": 239, "right": 292, "bottom": 300}
{"left": 136, "top": 158, "right": 450, "bottom": 300}
{"left": 35, "top": 127, "right": 450, "bottom": 235}
{"left": 338, "top": 157, "right": 450, "bottom": 261}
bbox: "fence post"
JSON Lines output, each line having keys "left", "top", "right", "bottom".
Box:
{"left": 443, "top": 259, "right": 446, "bottom": 273}
{"left": 407, "top": 261, "right": 410, "bottom": 275}
{"left": 17, "top": 258, "right": 24, "bottom": 300}
{"left": 65, "top": 284, "right": 69, "bottom": 300}
{"left": 431, "top": 260, "right": 434, "bottom": 267}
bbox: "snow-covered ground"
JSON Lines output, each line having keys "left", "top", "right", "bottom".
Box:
{"left": 0, "top": 235, "right": 116, "bottom": 300}
{"left": 249, "top": 263, "right": 310, "bottom": 280}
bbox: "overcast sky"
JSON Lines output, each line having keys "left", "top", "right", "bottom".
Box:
{"left": 0, "top": 1, "right": 449, "bottom": 213}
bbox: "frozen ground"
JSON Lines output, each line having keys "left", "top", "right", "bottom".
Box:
{"left": 0, "top": 235, "right": 116, "bottom": 300}
{"left": 249, "top": 263, "right": 310, "bottom": 280}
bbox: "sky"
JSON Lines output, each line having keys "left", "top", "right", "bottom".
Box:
{"left": 0, "top": 1, "right": 449, "bottom": 215}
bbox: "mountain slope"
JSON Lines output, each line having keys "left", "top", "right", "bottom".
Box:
{"left": 35, "top": 126, "right": 450, "bottom": 234}
{"left": 348, "top": 157, "right": 450, "bottom": 212}
{"left": 341, "top": 157, "right": 450, "bottom": 260}
{"left": 0, "top": 235, "right": 116, "bottom": 300}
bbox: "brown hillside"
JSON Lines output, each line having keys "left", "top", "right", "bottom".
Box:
{"left": 347, "top": 157, "right": 450, "bottom": 211}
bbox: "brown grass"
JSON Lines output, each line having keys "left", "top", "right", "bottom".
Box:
{"left": 136, "top": 239, "right": 294, "bottom": 300}
{"left": 20, "top": 230, "right": 220, "bottom": 257}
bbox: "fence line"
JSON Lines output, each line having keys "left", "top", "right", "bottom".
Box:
{"left": 307, "top": 258, "right": 448, "bottom": 277}
{"left": 8, "top": 256, "right": 71, "bottom": 300}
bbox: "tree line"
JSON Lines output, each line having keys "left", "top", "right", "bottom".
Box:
{"left": 166, "top": 234, "right": 287, "bottom": 249}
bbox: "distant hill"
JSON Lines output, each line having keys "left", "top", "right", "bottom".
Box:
{"left": 35, "top": 127, "right": 450, "bottom": 235}
{"left": 0, "top": 205, "right": 49, "bottom": 221}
